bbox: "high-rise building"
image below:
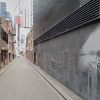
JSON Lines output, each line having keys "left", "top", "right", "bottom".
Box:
{"left": 6, "top": 12, "right": 10, "bottom": 18}
{"left": 20, "top": 12, "right": 24, "bottom": 28}
{"left": 0, "top": 11, "right": 6, "bottom": 17}
{"left": 29, "top": 0, "right": 33, "bottom": 27}
{"left": 0, "top": 2, "right": 6, "bottom": 11}
{"left": 14, "top": 16, "right": 21, "bottom": 56}
{"left": 33, "top": 0, "right": 100, "bottom": 100}
{"left": 0, "top": 2, "right": 10, "bottom": 18}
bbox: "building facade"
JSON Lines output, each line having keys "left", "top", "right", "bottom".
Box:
{"left": 0, "top": 16, "right": 8, "bottom": 68}
{"left": 29, "top": 0, "right": 33, "bottom": 27}
{"left": 0, "top": 2, "right": 6, "bottom": 11}
{"left": 33, "top": 0, "right": 100, "bottom": 100}
{"left": 14, "top": 15, "right": 21, "bottom": 56}
{"left": 7, "top": 21, "right": 13, "bottom": 62}
{"left": 19, "top": 28, "right": 30, "bottom": 55}
{"left": 26, "top": 26, "right": 34, "bottom": 63}
{"left": 0, "top": 2, "right": 11, "bottom": 18}
{"left": 0, "top": 16, "right": 15, "bottom": 68}
{"left": 6, "top": 12, "right": 10, "bottom": 18}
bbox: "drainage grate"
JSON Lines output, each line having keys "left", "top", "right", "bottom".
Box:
{"left": 34, "top": 0, "right": 100, "bottom": 45}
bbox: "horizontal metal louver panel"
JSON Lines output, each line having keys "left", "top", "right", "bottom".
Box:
{"left": 34, "top": 0, "right": 100, "bottom": 45}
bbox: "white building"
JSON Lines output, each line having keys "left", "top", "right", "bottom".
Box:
{"left": 15, "top": 24, "right": 21, "bottom": 56}
{"left": 29, "top": 0, "right": 33, "bottom": 27}
{"left": 19, "top": 28, "right": 30, "bottom": 55}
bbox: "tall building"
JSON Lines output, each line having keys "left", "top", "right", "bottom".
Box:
{"left": 0, "top": 2, "right": 10, "bottom": 18}
{"left": 14, "top": 16, "right": 21, "bottom": 56}
{"left": 6, "top": 12, "right": 10, "bottom": 18}
{"left": 29, "top": 0, "right": 33, "bottom": 27}
{"left": 19, "top": 10, "right": 24, "bottom": 28}
{"left": 0, "top": 2, "right": 6, "bottom": 11}
{"left": 0, "top": 11, "right": 6, "bottom": 17}
{"left": 19, "top": 28, "right": 30, "bottom": 55}
{"left": 33, "top": 0, "right": 100, "bottom": 100}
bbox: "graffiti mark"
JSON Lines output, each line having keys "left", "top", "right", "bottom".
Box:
{"left": 51, "top": 57, "right": 56, "bottom": 69}
{"left": 59, "top": 60, "right": 62, "bottom": 68}
{"left": 88, "top": 61, "right": 97, "bottom": 70}
{"left": 88, "top": 51, "right": 100, "bottom": 71}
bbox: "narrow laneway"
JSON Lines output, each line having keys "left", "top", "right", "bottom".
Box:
{"left": 0, "top": 57, "right": 64, "bottom": 100}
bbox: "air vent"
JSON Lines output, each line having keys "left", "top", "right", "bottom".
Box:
{"left": 34, "top": 0, "right": 100, "bottom": 45}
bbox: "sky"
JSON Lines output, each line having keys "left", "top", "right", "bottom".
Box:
{"left": 0, "top": 0, "right": 31, "bottom": 27}
{"left": 0, "top": 0, "right": 29, "bottom": 17}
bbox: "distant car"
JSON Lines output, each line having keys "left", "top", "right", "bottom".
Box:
{"left": 17, "top": 55, "right": 20, "bottom": 58}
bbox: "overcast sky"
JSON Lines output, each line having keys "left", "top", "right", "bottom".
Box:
{"left": 0, "top": 0, "right": 29, "bottom": 17}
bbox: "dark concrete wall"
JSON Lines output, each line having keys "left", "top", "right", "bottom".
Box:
{"left": 33, "top": 0, "right": 90, "bottom": 40}
{"left": 34, "top": 20, "right": 100, "bottom": 100}
{"left": 33, "top": 0, "right": 100, "bottom": 100}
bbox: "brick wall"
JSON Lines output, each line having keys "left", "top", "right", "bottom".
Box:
{"left": 26, "top": 26, "right": 34, "bottom": 63}
{"left": 0, "top": 16, "right": 7, "bottom": 31}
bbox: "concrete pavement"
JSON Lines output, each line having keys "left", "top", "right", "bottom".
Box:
{"left": 0, "top": 56, "right": 64, "bottom": 100}
{"left": 26, "top": 58, "right": 83, "bottom": 100}
{"left": 0, "top": 61, "right": 13, "bottom": 76}
{"left": 0, "top": 56, "right": 83, "bottom": 100}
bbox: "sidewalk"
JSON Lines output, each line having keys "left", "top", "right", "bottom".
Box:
{"left": 25, "top": 58, "right": 83, "bottom": 100}
{"left": 0, "top": 59, "right": 15, "bottom": 76}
